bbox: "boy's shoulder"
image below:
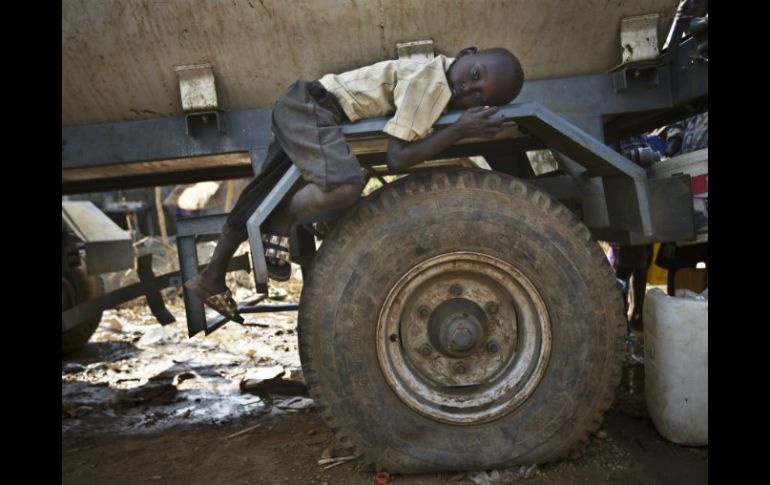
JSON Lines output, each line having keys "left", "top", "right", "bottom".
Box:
{"left": 334, "top": 54, "right": 455, "bottom": 77}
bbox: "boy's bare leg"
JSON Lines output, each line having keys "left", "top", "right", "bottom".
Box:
{"left": 185, "top": 231, "right": 244, "bottom": 298}
{"left": 191, "top": 180, "right": 364, "bottom": 295}
{"left": 262, "top": 182, "right": 363, "bottom": 271}
{"left": 264, "top": 181, "right": 364, "bottom": 236}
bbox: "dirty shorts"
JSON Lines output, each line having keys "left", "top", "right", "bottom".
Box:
{"left": 271, "top": 80, "right": 365, "bottom": 191}
{"left": 220, "top": 80, "right": 364, "bottom": 240}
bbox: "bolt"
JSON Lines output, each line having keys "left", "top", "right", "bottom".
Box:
{"left": 485, "top": 302, "right": 499, "bottom": 314}
{"left": 454, "top": 362, "right": 467, "bottom": 374}
{"left": 450, "top": 284, "right": 463, "bottom": 296}
{"left": 418, "top": 306, "right": 430, "bottom": 318}
{"left": 419, "top": 344, "right": 432, "bottom": 356}
{"left": 488, "top": 341, "right": 500, "bottom": 353}
{"left": 450, "top": 326, "right": 475, "bottom": 351}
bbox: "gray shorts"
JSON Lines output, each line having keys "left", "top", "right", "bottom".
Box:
{"left": 271, "top": 80, "right": 365, "bottom": 190}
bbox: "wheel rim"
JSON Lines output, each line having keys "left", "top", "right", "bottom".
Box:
{"left": 376, "top": 251, "right": 552, "bottom": 424}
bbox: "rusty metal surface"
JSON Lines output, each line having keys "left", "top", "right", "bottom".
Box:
{"left": 62, "top": 0, "right": 678, "bottom": 126}
{"left": 376, "top": 252, "right": 551, "bottom": 424}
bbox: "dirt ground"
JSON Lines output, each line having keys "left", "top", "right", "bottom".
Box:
{"left": 62, "top": 267, "right": 707, "bottom": 485}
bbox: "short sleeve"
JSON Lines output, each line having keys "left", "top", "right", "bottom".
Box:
{"left": 383, "top": 76, "right": 452, "bottom": 142}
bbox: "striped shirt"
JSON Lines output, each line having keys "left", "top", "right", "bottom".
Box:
{"left": 319, "top": 55, "right": 455, "bottom": 142}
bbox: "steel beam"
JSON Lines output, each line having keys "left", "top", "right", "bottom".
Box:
{"left": 62, "top": 109, "right": 271, "bottom": 169}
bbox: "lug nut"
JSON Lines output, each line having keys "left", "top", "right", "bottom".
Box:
{"left": 485, "top": 302, "right": 499, "bottom": 314}
{"left": 418, "top": 306, "right": 430, "bottom": 318}
{"left": 454, "top": 362, "right": 467, "bottom": 374}
{"left": 419, "top": 344, "right": 433, "bottom": 356}
{"left": 488, "top": 341, "right": 500, "bottom": 353}
{"left": 450, "top": 284, "right": 463, "bottom": 296}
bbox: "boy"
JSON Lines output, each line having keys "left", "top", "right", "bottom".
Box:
{"left": 185, "top": 47, "right": 525, "bottom": 322}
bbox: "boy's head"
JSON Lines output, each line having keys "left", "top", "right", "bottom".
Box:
{"left": 446, "top": 47, "right": 524, "bottom": 110}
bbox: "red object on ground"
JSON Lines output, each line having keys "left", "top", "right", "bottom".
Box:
{"left": 374, "top": 471, "right": 391, "bottom": 484}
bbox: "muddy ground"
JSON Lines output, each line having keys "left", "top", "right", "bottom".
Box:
{"left": 62, "top": 263, "right": 707, "bottom": 485}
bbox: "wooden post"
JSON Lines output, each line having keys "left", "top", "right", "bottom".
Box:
{"left": 225, "top": 180, "right": 236, "bottom": 212}
{"left": 155, "top": 187, "right": 175, "bottom": 267}
{"left": 120, "top": 195, "right": 138, "bottom": 271}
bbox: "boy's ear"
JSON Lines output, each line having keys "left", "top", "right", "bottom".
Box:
{"left": 456, "top": 47, "right": 478, "bottom": 59}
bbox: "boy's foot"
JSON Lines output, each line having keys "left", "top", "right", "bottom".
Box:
{"left": 184, "top": 274, "right": 244, "bottom": 323}
{"left": 263, "top": 234, "right": 292, "bottom": 281}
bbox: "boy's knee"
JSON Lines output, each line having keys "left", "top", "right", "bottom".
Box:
{"left": 336, "top": 183, "right": 364, "bottom": 205}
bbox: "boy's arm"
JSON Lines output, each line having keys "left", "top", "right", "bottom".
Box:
{"left": 386, "top": 106, "right": 504, "bottom": 171}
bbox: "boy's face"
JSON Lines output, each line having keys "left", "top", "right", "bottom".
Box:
{"left": 447, "top": 51, "right": 515, "bottom": 110}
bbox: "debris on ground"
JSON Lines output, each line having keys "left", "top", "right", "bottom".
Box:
{"left": 520, "top": 464, "right": 539, "bottom": 479}
{"left": 374, "top": 471, "right": 391, "bottom": 484}
{"left": 318, "top": 456, "right": 357, "bottom": 465}
{"left": 468, "top": 470, "right": 500, "bottom": 485}
{"left": 62, "top": 404, "right": 95, "bottom": 419}
{"left": 268, "top": 286, "right": 288, "bottom": 301}
{"left": 109, "top": 383, "right": 178, "bottom": 410}
{"left": 222, "top": 423, "right": 262, "bottom": 441}
{"left": 172, "top": 372, "right": 197, "bottom": 385}
{"left": 468, "top": 464, "right": 540, "bottom": 484}
{"left": 137, "top": 324, "right": 180, "bottom": 347}
{"left": 63, "top": 363, "right": 86, "bottom": 374}
{"left": 276, "top": 396, "right": 315, "bottom": 410}
{"left": 317, "top": 446, "right": 356, "bottom": 471}
{"left": 318, "top": 455, "right": 357, "bottom": 471}
{"left": 240, "top": 368, "right": 308, "bottom": 404}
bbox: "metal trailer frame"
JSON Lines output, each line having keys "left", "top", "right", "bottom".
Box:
{"left": 61, "top": 14, "right": 707, "bottom": 337}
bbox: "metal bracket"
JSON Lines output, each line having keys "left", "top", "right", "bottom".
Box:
{"left": 620, "top": 13, "right": 660, "bottom": 64}
{"left": 185, "top": 110, "right": 226, "bottom": 137}
{"left": 136, "top": 253, "right": 176, "bottom": 325}
{"left": 610, "top": 61, "right": 661, "bottom": 93}
{"left": 396, "top": 40, "right": 435, "bottom": 61}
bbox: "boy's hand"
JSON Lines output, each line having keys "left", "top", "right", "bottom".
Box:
{"left": 386, "top": 106, "right": 503, "bottom": 171}
{"left": 455, "top": 106, "right": 504, "bottom": 138}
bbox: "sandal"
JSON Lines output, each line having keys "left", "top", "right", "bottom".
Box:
{"left": 263, "top": 234, "right": 292, "bottom": 282}
{"left": 184, "top": 275, "right": 244, "bottom": 323}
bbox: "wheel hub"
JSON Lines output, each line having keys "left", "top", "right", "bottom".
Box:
{"left": 428, "top": 299, "right": 486, "bottom": 358}
{"left": 377, "top": 252, "right": 552, "bottom": 425}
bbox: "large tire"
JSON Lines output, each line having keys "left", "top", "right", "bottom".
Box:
{"left": 62, "top": 266, "right": 104, "bottom": 355}
{"left": 298, "top": 169, "right": 624, "bottom": 472}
